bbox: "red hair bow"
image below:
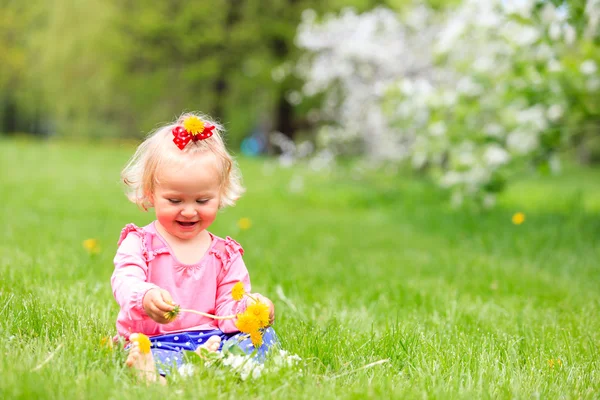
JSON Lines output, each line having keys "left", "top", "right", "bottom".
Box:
{"left": 172, "top": 118, "right": 215, "bottom": 150}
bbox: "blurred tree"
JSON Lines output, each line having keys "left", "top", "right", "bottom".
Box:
{"left": 25, "top": 0, "right": 121, "bottom": 138}
{"left": 0, "top": 0, "right": 45, "bottom": 134}
{"left": 1, "top": 0, "right": 443, "bottom": 145}
{"left": 107, "top": 0, "right": 387, "bottom": 143}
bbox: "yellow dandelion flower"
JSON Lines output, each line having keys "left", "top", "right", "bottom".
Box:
{"left": 512, "top": 212, "right": 525, "bottom": 225}
{"left": 247, "top": 301, "right": 270, "bottom": 328}
{"left": 183, "top": 116, "right": 205, "bottom": 135}
{"left": 235, "top": 311, "right": 260, "bottom": 334}
{"left": 132, "top": 333, "right": 151, "bottom": 354}
{"left": 237, "top": 217, "right": 252, "bottom": 230}
{"left": 83, "top": 239, "right": 100, "bottom": 254}
{"left": 249, "top": 330, "right": 263, "bottom": 348}
{"left": 100, "top": 336, "right": 114, "bottom": 350}
{"left": 232, "top": 282, "right": 246, "bottom": 301}
{"left": 164, "top": 304, "right": 181, "bottom": 322}
{"left": 547, "top": 358, "right": 563, "bottom": 369}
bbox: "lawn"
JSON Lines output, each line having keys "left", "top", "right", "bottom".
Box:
{"left": 0, "top": 138, "right": 599, "bottom": 399}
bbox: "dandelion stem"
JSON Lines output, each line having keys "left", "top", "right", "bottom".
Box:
{"left": 179, "top": 309, "right": 236, "bottom": 320}
{"left": 327, "top": 359, "right": 389, "bottom": 380}
{"left": 31, "top": 344, "right": 64, "bottom": 372}
{"left": 245, "top": 293, "right": 259, "bottom": 303}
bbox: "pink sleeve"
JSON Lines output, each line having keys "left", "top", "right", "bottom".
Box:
{"left": 214, "top": 238, "right": 251, "bottom": 333}
{"left": 111, "top": 228, "right": 158, "bottom": 322}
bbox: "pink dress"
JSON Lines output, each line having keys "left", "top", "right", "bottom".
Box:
{"left": 111, "top": 222, "right": 250, "bottom": 339}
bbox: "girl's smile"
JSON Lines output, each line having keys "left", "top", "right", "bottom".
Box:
{"left": 176, "top": 221, "right": 199, "bottom": 230}
{"left": 177, "top": 221, "right": 198, "bottom": 226}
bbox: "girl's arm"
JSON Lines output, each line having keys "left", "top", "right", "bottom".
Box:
{"left": 214, "top": 250, "right": 252, "bottom": 333}
{"left": 111, "top": 233, "right": 159, "bottom": 321}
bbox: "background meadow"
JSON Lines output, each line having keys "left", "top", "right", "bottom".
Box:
{"left": 1, "top": 139, "right": 599, "bottom": 399}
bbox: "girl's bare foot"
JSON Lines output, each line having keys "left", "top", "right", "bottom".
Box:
{"left": 195, "top": 335, "right": 221, "bottom": 355}
{"left": 126, "top": 333, "right": 163, "bottom": 384}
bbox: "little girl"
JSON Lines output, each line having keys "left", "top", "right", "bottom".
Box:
{"left": 111, "top": 112, "right": 276, "bottom": 382}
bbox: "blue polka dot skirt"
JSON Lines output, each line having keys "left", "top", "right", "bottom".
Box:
{"left": 143, "top": 327, "right": 278, "bottom": 375}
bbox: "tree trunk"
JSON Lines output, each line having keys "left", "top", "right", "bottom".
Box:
{"left": 213, "top": 0, "right": 242, "bottom": 120}
{"left": 2, "top": 97, "right": 17, "bottom": 134}
{"left": 271, "top": 35, "right": 295, "bottom": 141}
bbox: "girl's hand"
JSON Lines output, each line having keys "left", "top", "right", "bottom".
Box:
{"left": 142, "top": 288, "right": 175, "bottom": 324}
{"left": 247, "top": 293, "right": 275, "bottom": 326}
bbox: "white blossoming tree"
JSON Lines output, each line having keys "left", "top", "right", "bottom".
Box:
{"left": 294, "top": 6, "right": 442, "bottom": 163}
{"left": 293, "top": 0, "right": 600, "bottom": 206}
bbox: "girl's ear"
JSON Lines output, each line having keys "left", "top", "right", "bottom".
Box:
{"left": 147, "top": 192, "right": 155, "bottom": 207}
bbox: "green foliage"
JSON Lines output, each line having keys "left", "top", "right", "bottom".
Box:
{"left": 0, "top": 0, "right": 401, "bottom": 144}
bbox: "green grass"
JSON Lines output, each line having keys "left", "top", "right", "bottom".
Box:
{"left": 1, "top": 138, "right": 599, "bottom": 399}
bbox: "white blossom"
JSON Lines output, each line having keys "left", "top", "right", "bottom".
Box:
{"left": 534, "top": 44, "right": 553, "bottom": 62}
{"left": 296, "top": 7, "right": 442, "bottom": 161}
{"left": 436, "top": 17, "right": 466, "bottom": 53}
{"left": 429, "top": 121, "right": 447, "bottom": 137}
{"left": 272, "top": 65, "right": 288, "bottom": 82}
{"left": 457, "top": 76, "right": 483, "bottom": 96}
{"left": 547, "top": 104, "right": 564, "bottom": 121}
{"left": 251, "top": 364, "right": 264, "bottom": 380}
{"left": 441, "top": 171, "right": 462, "bottom": 187}
{"left": 456, "top": 147, "right": 476, "bottom": 167}
{"left": 484, "top": 123, "right": 504, "bottom": 138}
{"left": 549, "top": 22, "right": 562, "bottom": 41}
{"left": 580, "top": 60, "right": 598, "bottom": 75}
{"left": 507, "top": 130, "right": 539, "bottom": 154}
{"left": 502, "top": 0, "right": 535, "bottom": 19}
{"left": 411, "top": 152, "right": 428, "bottom": 169}
{"left": 484, "top": 144, "right": 510, "bottom": 167}
{"left": 177, "top": 364, "right": 195, "bottom": 378}
{"left": 586, "top": 77, "right": 600, "bottom": 91}
{"left": 564, "top": 23, "right": 576, "bottom": 44}
{"left": 515, "top": 105, "right": 548, "bottom": 132}
{"left": 547, "top": 59, "right": 562, "bottom": 72}
{"left": 541, "top": 3, "right": 564, "bottom": 25}
{"left": 585, "top": 0, "right": 600, "bottom": 38}
{"left": 473, "top": 56, "right": 495, "bottom": 73}
{"left": 286, "top": 91, "right": 303, "bottom": 105}
{"left": 501, "top": 22, "right": 539, "bottom": 46}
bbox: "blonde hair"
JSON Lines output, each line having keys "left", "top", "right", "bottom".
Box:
{"left": 121, "top": 112, "right": 244, "bottom": 210}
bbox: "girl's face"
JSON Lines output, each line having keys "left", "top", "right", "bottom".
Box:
{"left": 151, "top": 153, "right": 221, "bottom": 241}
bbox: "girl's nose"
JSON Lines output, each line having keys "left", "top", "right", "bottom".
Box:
{"left": 180, "top": 205, "right": 196, "bottom": 217}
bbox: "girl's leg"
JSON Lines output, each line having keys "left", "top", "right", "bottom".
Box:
{"left": 125, "top": 334, "right": 166, "bottom": 384}
{"left": 195, "top": 335, "right": 221, "bottom": 355}
{"left": 148, "top": 331, "right": 224, "bottom": 376}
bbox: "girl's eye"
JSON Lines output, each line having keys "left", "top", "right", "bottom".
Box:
{"left": 196, "top": 199, "right": 209, "bottom": 204}
{"left": 168, "top": 199, "right": 181, "bottom": 204}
